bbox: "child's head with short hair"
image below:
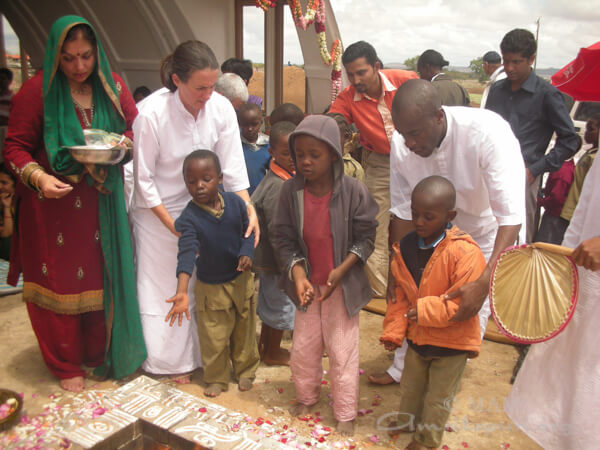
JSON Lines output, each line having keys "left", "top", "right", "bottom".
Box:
{"left": 237, "top": 103, "right": 263, "bottom": 143}
{"left": 269, "top": 102, "right": 304, "bottom": 126}
{"left": 269, "top": 121, "right": 296, "bottom": 173}
{"left": 411, "top": 175, "right": 457, "bottom": 245}
{"left": 289, "top": 115, "right": 340, "bottom": 185}
{"left": 182, "top": 150, "right": 222, "bottom": 206}
{"left": 584, "top": 114, "right": 600, "bottom": 147}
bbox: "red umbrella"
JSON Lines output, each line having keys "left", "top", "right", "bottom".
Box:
{"left": 551, "top": 42, "right": 600, "bottom": 101}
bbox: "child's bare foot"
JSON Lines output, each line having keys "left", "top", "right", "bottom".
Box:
{"left": 238, "top": 378, "right": 254, "bottom": 391}
{"left": 60, "top": 376, "right": 85, "bottom": 393}
{"left": 262, "top": 348, "right": 290, "bottom": 366}
{"left": 387, "top": 420, "right": 413, "bottom": 438}
{"left": 289, "top": 402, "right": 311, "bottom": 417}
{"left": 336, "top": 419, "right": 355, "bottom": 436}
{"left": 368, "top": 372, "right": 397, "bottom": 385}
{"left": 170, "top": 373, "right": 192, "bottom": 384}
{"left": 204, "top": 384, "right": 223, "bottom": 397}
{"left": 405, "top": 440, "right": 435, "bottom": 450}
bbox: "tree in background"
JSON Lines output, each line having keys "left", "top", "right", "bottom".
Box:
{"left": 469, "top": 57, "right": 487, "bottom": 83}
{"left": 404, "top": 55, "right": 419, "bottom": 72}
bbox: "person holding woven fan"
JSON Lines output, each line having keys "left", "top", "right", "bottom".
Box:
{"left": 2, "top": 15, "right": 146, "bottom": 393}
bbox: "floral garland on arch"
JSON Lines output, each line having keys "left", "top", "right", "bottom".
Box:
{"left": 255, "top": 0, "right": 343, "bottom": 103}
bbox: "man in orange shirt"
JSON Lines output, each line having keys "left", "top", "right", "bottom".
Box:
{"left": 330, "top": 41, "right": 418, "bottom": 299}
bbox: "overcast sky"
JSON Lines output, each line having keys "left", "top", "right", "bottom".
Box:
{"left": 4, "top": 2, "right": 598, "bottom": 70}
{"left": 244, "top": 0, "right": 600, "bottom": 69}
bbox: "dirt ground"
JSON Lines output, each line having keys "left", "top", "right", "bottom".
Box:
{"left": 1, "top": 292, "right": 540, "bottom": 449}
{"left": 249, "top": 66, "right": 306, "bottom": 112}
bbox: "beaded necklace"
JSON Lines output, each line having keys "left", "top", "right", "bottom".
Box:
{"left": 73, "top": 99, "right": 94, "bottom": 128}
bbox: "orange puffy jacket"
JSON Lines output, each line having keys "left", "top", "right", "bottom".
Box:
{"left": 381, "top": 226, "right": 486, "bottom": 357}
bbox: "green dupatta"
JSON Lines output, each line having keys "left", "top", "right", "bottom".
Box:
{"left": 43, "top": 15, "right": 146, "bottom": 379}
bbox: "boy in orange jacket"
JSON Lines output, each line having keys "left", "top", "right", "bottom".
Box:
{"left": 381, "top": 176, "right": 486, "bottom": 450}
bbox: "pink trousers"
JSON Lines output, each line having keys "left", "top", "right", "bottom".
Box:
{"left": 290, "top": 285, "right": 359, "bottom": 422}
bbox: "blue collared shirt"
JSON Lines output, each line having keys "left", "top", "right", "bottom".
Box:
{"left": 485, "top": 70, "right": 578, "bottom": 177}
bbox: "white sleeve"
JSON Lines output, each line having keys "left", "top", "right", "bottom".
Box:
{"left": 563, "top": 154, "right": 600, "bottom": 247}
{"left": 213, "top": 101, "right": 250, "bottom": 193}
{"left": 132, "top": 111, "right": 163, "bottom": 209}
{"left": 389, "top": 132, "right": 413, "bottom": 220}
{"left": 479, "top": 117, "right": 526, "bottom": 227}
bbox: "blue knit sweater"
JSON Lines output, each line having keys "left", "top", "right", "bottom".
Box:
{"left": 242, "top": 141, "right": 271, "bottom": 195}
{"left": 174, "top": 192, "right": 254, "bottom": 284}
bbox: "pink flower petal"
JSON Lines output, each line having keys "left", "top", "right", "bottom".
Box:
{"left": 369, "top": 434, "right": 379, "bottom": 443}
{"left": 92, "top": 407, "right": 106, "bottom": 418}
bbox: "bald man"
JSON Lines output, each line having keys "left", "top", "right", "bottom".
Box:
{"left": 369, "top": 79, "right": 525, "bottom": 385}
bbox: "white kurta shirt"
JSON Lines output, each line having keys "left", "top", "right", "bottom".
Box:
{"left": 480, "top": 66, "right": 507, "bottom": 109}
{"left": 132, "top": 87, "right": 249, "bottom": 213}
{"left": 505, "top": 148, "right": 600, "bottom": 450}
{"left": 390, "top": 106, "right": 526, "bottom": 255}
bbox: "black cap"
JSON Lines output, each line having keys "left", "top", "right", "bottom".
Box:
{"left": 482, "top": 51, "right": 501, "bottom": 64}
{"left": 418, "top": 49, "right": 449, "bottom": 68}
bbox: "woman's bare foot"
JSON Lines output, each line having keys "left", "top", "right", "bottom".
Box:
{"left": 204, "top": 384, "right": 223, "bottom": 397}
{"left": 336, "top": 419, "right": 355, "bottom": 436}
{"left": 170, "top": 373, "right": 192, "bottom": 384}
{"left": 289, "top": 402, "right": 311, "bottom": 417}
{"left": 368, "top": 372, "right": 397, "bottom": 385}
{"left": 262, "top": 348, "right": 290, "bottom": 366}
{"left": 238, "top": 378, "right": 254, "bottom": 391}
{"left": 60, "top": 376, "right": 85, "bottom": 393}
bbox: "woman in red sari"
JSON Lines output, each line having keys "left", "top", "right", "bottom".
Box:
{"left": 3, "top": 16, "right": 146, "bottom": 392}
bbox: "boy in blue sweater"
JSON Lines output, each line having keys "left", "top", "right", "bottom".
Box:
{"left": 237, "top": 103, "right": 270, "bottom": 195}
{"left": 165, "top": 150, "right": 259, "bottom": 398}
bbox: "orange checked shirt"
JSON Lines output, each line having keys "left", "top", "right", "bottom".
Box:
{"left": 330, "top": 69, "right": 418, "bottom": 155}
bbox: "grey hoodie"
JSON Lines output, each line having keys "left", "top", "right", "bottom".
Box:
{"left": 272, "top": 115, "right": 378, "bottom": 317}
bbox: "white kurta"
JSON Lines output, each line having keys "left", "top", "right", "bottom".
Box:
{"left": 505, "top": 155, "right": 600, "bottom": 449}
{"left": 386, "top": 106, "right": 526, "bottom": 382}
{"left": 390, "top": 106, "right": 526, "bottom": 257}
{"left": 480, "top": 66, "right": 506, "bottom": 109}
{"left": 131, "top": 87, "right": 249, "bottom": 374}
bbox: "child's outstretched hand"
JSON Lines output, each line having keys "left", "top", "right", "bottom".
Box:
{"left": 237, "top": 255, "right": 252, "bottom": 272}
{"left": 382, "top": 340, "right": 398, "bottom": 351}
{"left": 406, "top": 307, "right": 418, "bottom": 322}
{"left": 165, "top": 293, "right": 191, "bottom": 327}
{"left": 317, "top": 267, "right": 342, "bottom": 302}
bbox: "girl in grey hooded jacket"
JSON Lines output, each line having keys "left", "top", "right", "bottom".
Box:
{"left": 272, "top": 114, "right": 378, "bottom": 434}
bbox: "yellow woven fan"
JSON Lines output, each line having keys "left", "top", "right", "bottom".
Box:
{"left": 489, "top": 242, "right": 578, "bottom": 344}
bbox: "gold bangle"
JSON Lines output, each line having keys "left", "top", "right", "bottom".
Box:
{"left": 29, "top": 169, "right": 44, "bottom": 192}
{"left": 20, "top": 162, "right": 44, "bottom": 188}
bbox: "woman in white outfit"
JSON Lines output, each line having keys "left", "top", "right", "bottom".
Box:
{"left": 505, "top": 155, "right": 600, "bottom": 449}
{"left": 131, "top": 41, "right": 258, "bottom": 382}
